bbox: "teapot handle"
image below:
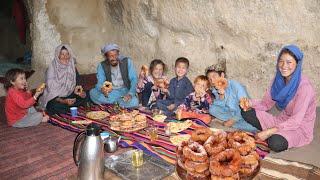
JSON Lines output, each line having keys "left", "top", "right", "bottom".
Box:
{"left": 73, "top": 131, "right": 86, "bottom": 166}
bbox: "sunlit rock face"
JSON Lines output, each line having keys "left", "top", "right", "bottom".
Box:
{"left": 25, "top": 0, "right": 320, "bottom": 103}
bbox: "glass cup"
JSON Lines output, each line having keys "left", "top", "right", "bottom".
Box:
{"left": 148, "top": 126, "right": 158, "bottom": 142}
{"left": 132, "top": 149, "right": 144, "bottom": 167}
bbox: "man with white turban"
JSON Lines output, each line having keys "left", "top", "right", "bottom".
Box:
{"left": 89, "top": 43, "right": 138, "bottom": 108}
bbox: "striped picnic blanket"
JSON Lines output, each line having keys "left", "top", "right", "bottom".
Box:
{"left": 256, "top": 157, "right": 320, "bottom": 179}
{"left": 48, "top": 104, "right": 269, "bottom": 164}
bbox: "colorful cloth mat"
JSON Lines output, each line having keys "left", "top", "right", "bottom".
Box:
{"left": 48, "top": 104, "right": 269, "bottom": 164}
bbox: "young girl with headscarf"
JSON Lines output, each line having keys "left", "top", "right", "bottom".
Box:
{"left": 241, "top": 45, "right": 316, "bottom": 152}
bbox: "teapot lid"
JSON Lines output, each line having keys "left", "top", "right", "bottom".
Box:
{"left": 86, "top": 123, "right": 101, "bottom": 136}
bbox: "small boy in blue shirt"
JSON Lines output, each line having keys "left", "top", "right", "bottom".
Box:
{"left": 156, "top": 57, "right": 193, "bottom": 116}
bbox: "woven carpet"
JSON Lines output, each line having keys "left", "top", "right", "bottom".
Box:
{"left": 0, "top": 122, "right": 77, "bottom": 179}
{"left": 48, "top": 104, "right": 269, "bottom": 165}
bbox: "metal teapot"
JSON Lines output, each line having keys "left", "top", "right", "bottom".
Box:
{"left": 73, "top": 123, "right": 104, "bottom": 180}
{"left": 104, "top": 136, "right": 121, "bottom": 153}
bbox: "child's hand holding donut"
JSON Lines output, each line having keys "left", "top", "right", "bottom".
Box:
{"left": 239, "top": 97, "right": 251, "bottom": 111}
{"left": 36, "top": 83, "right": 46, "bottom": 93}
{"left": 139, "top": 65, "right": 149, "bottom": 79}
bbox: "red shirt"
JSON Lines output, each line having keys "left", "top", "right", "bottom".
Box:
{"left": 5, "top": 87, "right": 36, "bottom": 126}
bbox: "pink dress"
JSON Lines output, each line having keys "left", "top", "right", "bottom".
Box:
{"left": 251, "top": 76, "right": 317, "bottom": 148}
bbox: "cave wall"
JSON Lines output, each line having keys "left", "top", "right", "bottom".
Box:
{"left": 25, "top": 0, "right": 320, "bottom": 103}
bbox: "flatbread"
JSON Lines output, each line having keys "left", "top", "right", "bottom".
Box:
{"left": 167, "top": 120, "right": 193, "bottom": 133}
{"left": 86, "top": 111, "right": 110, "bottom": 120}
{"left": 153, "top": 114, "right": 167, "bottom": 122}
{"left": 170, "top": 134, "right": 191, "bottom": 146}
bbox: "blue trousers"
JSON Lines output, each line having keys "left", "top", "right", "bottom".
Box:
{"left": 156, "top": 99, "right": 177, "bottom": 117}
{"left": 90, "top": 87, "right": 138, "bottom": 108}
{"left": 209, "top": 105, "right": 257, "bottom": 132}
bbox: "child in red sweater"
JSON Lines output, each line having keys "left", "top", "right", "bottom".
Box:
{"left": 4, "top": 68, "right": 48, "bottom": 127}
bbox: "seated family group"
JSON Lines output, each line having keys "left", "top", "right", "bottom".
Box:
{"left": 4, "top": 43, "right": 316, "bottom": 153}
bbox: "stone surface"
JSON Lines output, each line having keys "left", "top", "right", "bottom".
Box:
{"left": 24, "top": 0, "right": 320, "bottom": 103}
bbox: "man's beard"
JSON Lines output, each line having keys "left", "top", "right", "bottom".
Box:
{"left": 108, "top": 59, "right": 119, "bottom": 66}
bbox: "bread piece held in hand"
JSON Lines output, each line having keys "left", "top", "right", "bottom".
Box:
{"left": 36, "top": 83, "right": 46, "bottom": 93}
{"left": 213, "top": 77, "right": 228, "bottom": 90}
{"left": 138, "top": 65, "right": 149, "bottom": 79}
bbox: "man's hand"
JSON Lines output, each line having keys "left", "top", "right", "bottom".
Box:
{"left": 167, "top": 104, "right": 175, "bottom": 111}
{"left": 122, "top": 94, "right": 132, "bottom": 102}
{"left": 101, "top": 86, "right": 112, "bottom": 96}
{"left": 223, "top": 119, "right": 235, "bottom": 127}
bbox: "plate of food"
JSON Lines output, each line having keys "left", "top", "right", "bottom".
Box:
{"left": 167, "top": 120, "right": 193, "bottom": 133}
{"left": 109, "top": 111, "right": 147, "bottom": 132}
{"left": 86, "top": 111, "right": 110, "bottom": 120}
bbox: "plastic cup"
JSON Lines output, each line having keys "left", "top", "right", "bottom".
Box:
{"left": 70, "top": 107, "right": 78, "bottom": 117}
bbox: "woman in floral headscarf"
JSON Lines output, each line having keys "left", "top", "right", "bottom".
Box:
{"left": 40, "top": 44, "right": 90, "bottom": 115}
{"left": 240, "top": 45, "right": 316, "bottom": 152}
{"left": 206, "top": 61, "right": 257, "bottom": 132}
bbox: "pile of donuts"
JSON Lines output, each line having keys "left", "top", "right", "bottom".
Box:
{"left": 176, "top": 127, "right": 259, "bottom": 180}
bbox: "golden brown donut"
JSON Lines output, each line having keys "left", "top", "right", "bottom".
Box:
{"left": 213, "top": 77, "right": 228, "bottom": 90}
{"left": 141, "top": 65, "right": 149, "bottom": 76}
{"left": 191, "top": 127, "right": 213, "bottom": 144}
{"left": 204, "top": 133, "right": 228, "bottom": 156}
{"left": 209, "top": 149, "right": 242, "bottom": 177}
{"left": 184, "top": 159, "right": 209, "bottom": 173}
{"left": 75, "top": 86, "right": 83, "bottom": 94}
{"left": 183, "top": 141, "right": 208, "bottom": 162}
{"left": 176, "top": 141, "right": 188, "bottom": 162}
{"left": 102, "top": 81, "right": 113, "bottom": 92}
{"left": 239, "top": 151, "right": 259, "bottom": 176}
{"left": 227, "top": 131, "right": 256, "bottom": 156}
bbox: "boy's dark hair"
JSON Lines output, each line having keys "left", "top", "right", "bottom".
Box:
{"left": 206, "top": 69, "right": 226, "bottom": 77}
{"left": 175, "top": 57, "right": 189, "bottom": 68}
{"left": 4, "top": 68, "right": 25, "bottom": 90}
{"left": 149, "top": 59, "right": 167, "bottom": 73}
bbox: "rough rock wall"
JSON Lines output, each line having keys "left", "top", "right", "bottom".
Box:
{"left": 26, "top": 0, "right": 320, "bottom": 103}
